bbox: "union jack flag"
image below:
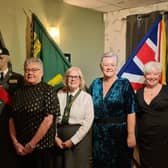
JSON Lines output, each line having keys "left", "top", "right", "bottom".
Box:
{"left": 118, "top": 15, "right": 166, "bottom": 91}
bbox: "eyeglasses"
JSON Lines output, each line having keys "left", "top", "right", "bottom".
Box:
{"left": 67, "top": 75, "right": 80, "bottom": 80}
{"left": 25, "top": 68, "right": 41, "bottom": 73}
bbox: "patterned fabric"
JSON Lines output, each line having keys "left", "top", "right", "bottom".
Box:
{"left": 12, "top": 82, "right": 60, "bottom": 150}
{"left": 89, "top": 77, "right": 137, "bottom": 168}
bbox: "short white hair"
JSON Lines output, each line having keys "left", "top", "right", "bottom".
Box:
{"left": 144, "top": 61, "right": 162, "bottom": 74}
{"left": 100, "top": 52, "right": 118, "bottom": 66}
{"left": 24, "top": 57, "right": 43, "bottom": 71}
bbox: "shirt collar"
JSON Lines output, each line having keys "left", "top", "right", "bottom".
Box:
{"left": 68, "top": 88, "right": 80, "bottom": 96}
{"left": 0, "top": 68, "right": 8, "bottom": 76}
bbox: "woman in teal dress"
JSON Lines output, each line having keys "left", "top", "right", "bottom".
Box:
{"left": 89, "top": 52, "right": 137, "bottom": 168}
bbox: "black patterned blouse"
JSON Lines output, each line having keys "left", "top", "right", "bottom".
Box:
{"left": 12, "top": 82, "right": 60, "bottom": 150}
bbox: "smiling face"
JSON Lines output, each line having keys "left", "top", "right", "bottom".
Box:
{"left": 145, "top": 67, "right": 161, "bottom": 87}
{"left": 101, "top": 56, "right": 117, "bottom": 79}
{"left": 66, "top": 69, "right": 81, "bottom": 92}
{"left": 24, "top": 62, "right": 43, "bottom": 85}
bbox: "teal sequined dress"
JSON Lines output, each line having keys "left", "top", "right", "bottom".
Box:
{"left": 89, "top": 78, "right": 137, "bottom": 168}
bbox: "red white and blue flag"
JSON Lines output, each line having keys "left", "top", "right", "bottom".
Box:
{"left": 118, "top": 15, "right": 166, "bottom": 91}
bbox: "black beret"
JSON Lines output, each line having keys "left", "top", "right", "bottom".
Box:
{"left": 0, "top": 48, "right": 10, "bottom": 56}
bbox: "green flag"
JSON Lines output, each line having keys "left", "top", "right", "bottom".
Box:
{"left": 32, "top": 13, "right": 71, "bottom": 90}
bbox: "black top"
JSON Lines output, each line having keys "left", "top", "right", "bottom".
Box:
{"left": 136, "top": 85, "right": 168, "bottom": 167}
{"left": 136, "top": 85, "right": 168, "bottom": 140}
{"left": 12, "top": 82, "right": 60, "bottom": 150}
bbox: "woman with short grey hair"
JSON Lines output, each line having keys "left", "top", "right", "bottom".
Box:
{"left": 89, "top": 52, "right": 137, "bottom": 168}
{"left": 136, "top": 61, "right": 168, "bottom": 168}
{"left": 9, "top": 57, "right": 60, "bottom": 168}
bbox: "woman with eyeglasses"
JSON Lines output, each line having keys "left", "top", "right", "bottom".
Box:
{"left": 89, "top": 52, "right": 137, "bottom": 168}
{"left": 9, "top": 57, "right": 60, "bottom": 168}
{"left": 55, "top": 66, "right": 94, "bottom": 168}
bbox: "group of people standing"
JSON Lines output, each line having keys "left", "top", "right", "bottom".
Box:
{"left": 0, "top": 47, "right": 168, "bottom": 168}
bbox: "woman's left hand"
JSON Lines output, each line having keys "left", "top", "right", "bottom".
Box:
{"left": 62, "top": 139, "right": 74, "bottom": 149}
{"left": 24, "top": 143, "right": 35, "bottom": 154}
{"left": 127, "top": 133, "right": 136, "bottom": 148}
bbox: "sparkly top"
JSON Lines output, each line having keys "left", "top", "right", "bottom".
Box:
{"left": 12, "top": 82, "right": 60, "bottom": 150}
{"left": 89, "top": 77, "right": 137, "bottom": 120}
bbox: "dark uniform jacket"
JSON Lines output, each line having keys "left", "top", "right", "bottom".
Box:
{"left": 0, "top": 70, "right": 24, "bottom": 96}
{"left": 0, "top": 69, "right": 24, "bottom": 168}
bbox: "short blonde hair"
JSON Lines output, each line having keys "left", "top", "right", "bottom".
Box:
{"left": 63, "top": 66, "right": 86, "bottom": 91}
{"left": 100, "top": 52, "right": 118, "bottom": 67}
{"left": 144, "top": 61, "right": 162, "bottom": 74}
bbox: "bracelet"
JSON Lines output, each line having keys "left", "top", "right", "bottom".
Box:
{"left": 28, "top": 142, "right": 35, "bottom": 149}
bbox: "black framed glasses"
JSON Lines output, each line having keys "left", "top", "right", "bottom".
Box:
{"left": 67, "top": 75, "right": 80, "bottom": 80}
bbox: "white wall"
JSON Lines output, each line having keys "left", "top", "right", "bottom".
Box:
{"left": 104, "top": 1, "right": 168, "bottom": 71}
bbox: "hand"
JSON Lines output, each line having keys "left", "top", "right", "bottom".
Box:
{"left": 24, "top": 143, "right": 35, "bottom": 154}
{"left": 55, "top": 137, "right": 64, "bottom": 149}
{"left": 14, "top": 142, "right": 26, "bottom": 156}
{"left": 62, "top": 139, "right": 74, "bottom": 149}
{"left": 127, "top": 133, "right": 136, "bottom": 148}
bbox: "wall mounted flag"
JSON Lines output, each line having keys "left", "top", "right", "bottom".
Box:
{"left": 118, "top": 15, "right": 166, "bottom": 91}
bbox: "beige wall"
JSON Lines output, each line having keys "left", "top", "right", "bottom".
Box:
{"left": 104, "top": 1, "right": 168, "bottom": 72}
{"left": 2, "top": 1, "right": 168, "bottom": 85}
{"left": 0, "top": 0, "right": 104, "bottom": 86}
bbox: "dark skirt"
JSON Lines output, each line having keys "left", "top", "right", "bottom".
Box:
{"left": 138, "top": 131, "right": 168, "bottom": 168}
{"left": 17, "top": 147, "right": 55, "bottom": 168}
{"left": 54, "top": 124, "right": 92, "bottom": 168}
